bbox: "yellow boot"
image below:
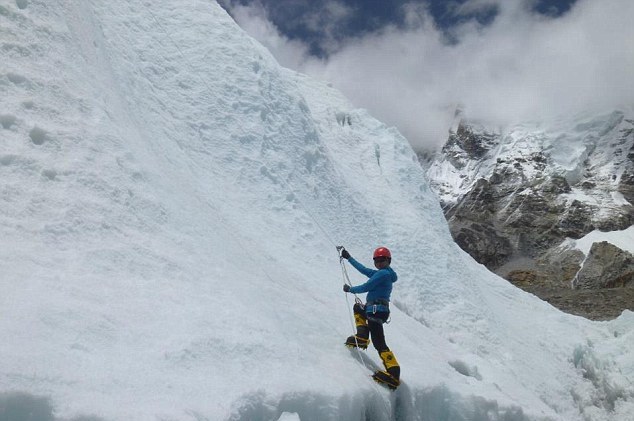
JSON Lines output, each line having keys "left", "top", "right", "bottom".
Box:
{"left": 345, "top": 312, "right": 370, "bottom": 349}
{"left": 373, "top": 349, "right": 400, "bottom": 389}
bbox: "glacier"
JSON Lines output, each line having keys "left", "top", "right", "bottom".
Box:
{"left": 1, "top": 1, "right": 633, "bottom": 420}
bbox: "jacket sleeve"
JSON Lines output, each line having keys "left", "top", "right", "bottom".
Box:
{"left": 348, "top": 257, "right": 377, "bottom": 278}
{"left": 349, "top": 270, "right": 389, "bottom": 294}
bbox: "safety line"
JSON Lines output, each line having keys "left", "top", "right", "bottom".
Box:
{"left": 266, "top": 164, "right": 339, "bottom": 248}
{"left": 146, "top": 2, "right": 341, "bottom": 249}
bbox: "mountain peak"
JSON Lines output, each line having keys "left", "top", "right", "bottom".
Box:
{"left": 425, "top": 109, "right": 634, "bottom": 308}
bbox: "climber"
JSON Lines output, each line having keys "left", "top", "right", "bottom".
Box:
{"left": 340, "top": 246, "right": 400, "bottom": 389}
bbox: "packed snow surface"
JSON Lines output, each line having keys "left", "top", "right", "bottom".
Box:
{"left": 561, "top": 226, "right": 634, "bottom": 256}
{"left": 1, "top": 1, "right": 633, "bottom": 420}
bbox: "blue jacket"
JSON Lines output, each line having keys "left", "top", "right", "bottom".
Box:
{"left": 348, "top": 257, "right": 397, "bottom": 303}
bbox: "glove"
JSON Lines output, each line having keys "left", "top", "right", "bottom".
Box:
{"left": 343, "top": 284, "right": 351, "bottom": 293}
{"left": 340, "top": 248, "right": 351, "bottom": 260}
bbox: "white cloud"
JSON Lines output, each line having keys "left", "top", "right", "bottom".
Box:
{"left": 225, "top": 0, "right": 634, "bottom": 149}
{"left": 304, "top": 1, "right": 354, "bottom": 32}
{"left": 228, "top": 3, "right": 313, "bottom": 69}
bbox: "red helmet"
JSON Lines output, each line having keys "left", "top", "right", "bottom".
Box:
{"left": 373, "top": 247, "right": 391, "bottom": 259}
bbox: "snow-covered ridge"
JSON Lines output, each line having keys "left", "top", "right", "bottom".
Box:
{"left": 1, "top": 1, "right": 633, "bottom": 420}
{"left": 423, "top": 109, "right": 633, "bottom": 287}
{"left": 426, "top": 110, "right": 633, "bottom": 211}
{"left": 561, "top": 226, "right": 634, "bottom": 256}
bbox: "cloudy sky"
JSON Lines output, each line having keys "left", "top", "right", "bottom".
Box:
{"left": 218, "top": 0, "right": 634, "bottom": 149}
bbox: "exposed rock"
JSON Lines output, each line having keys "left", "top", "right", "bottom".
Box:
{"left": 537, "top": 247, "right": 585, "bottom": 288}
{"left": 544, "top": 175, "right": 571, "bottom": 194}
{"left": 424, "top": 112, "right": 633, "bottom": 270}
{"left": 594, "top": 211, "right": 634, "bottom": 232}
{"left": 573, "top": 242, "right": 634, "bottom": 289}
{"left": 507, "top": 270, "right": 538, "bottom": 288}
{"left": 619, "top": 171, "right": 634, "bottom": 205}
{"left": 422, "top": 111, "right": 634, "bottom": 319}
{"left": 452, "top": 123, "right": 494, "bottom": 159}
{"left": 446, "top": 178, "right": 495, "bottom": 221}
{"left": 452, "top": 222, "right": 513, "bottom": 268}
{"left": 521, "top": 286, "right": 634, "bottom": 321}
{"left": 558, "top": 200, "right": 595, "bottom": 238}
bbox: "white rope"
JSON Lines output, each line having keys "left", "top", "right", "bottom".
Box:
{"left": 146, "top": 4, "right": 339, "bottom": 250}
{"left": 267, "top": 164, "right": 339, "bottom": 247}
{"left": 340, "top": 254, "right": 365, "bottom": 354}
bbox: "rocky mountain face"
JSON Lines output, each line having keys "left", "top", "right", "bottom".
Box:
{"left": 422, "top": 110, "right": 634, "bottom": 319}
{"left": 574, "top": 242, "right": 634, "bottom": 289}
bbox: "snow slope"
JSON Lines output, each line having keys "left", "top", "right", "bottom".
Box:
{"left": 1, "top": 1, "right": 633, "bottom": 420}
{"left": 563, "top": 226, "right": 634, "bottom": 256}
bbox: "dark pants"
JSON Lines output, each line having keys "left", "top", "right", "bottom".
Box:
{"left": 353, "top": 303, "right": 390, "bottom": 352}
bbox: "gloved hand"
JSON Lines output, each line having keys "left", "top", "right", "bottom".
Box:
{"left": 340, "top": 248, "right": 351, "bottom": 260}
{"left": 343, "top": 284, "right": 351, "bottom": 293}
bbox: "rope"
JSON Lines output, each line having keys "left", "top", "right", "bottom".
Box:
{"left": 337, "top": 246, "right": 362, "bottom": 302}
{"left": 145, "top": 0, "right": 340, "bottom": 249}
{"left": 339, "top": 252, "right": 363, "bottom": 347}
{"left": 268, "top": 164, "right": 339, "bottom": 248}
